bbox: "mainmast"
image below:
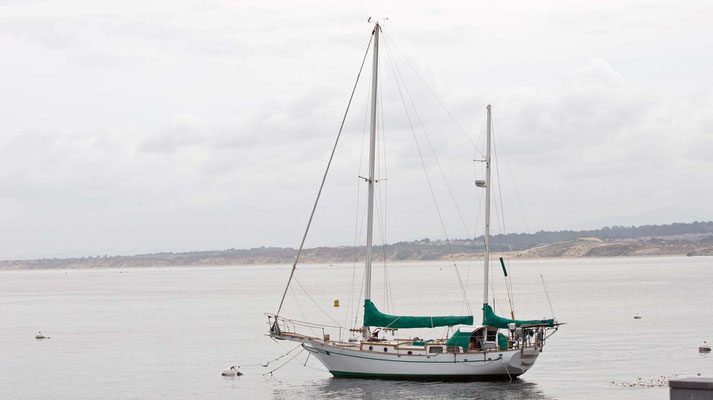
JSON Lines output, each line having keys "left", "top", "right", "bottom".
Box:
{"left": 363, "top": 22, "right": 380, "bottom": 334}
{"left": 483, "top": 104, "right": 492, "bottom": 306}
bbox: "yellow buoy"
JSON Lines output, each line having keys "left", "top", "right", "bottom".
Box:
{"left": 333, "top": 300, "right": 340, "bottom": 307}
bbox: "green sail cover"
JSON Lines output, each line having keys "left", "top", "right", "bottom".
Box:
{"left": 497, "top": 332, "right": 509, "bottom": 350}
{"left": 482, "top": 303, "right": 554, "bottom": 329}
{"left": 446, "top": 329, "right": 471, "bottom": 350}
{"left": 364, "top": 300, "right": 473, "bottom": 329}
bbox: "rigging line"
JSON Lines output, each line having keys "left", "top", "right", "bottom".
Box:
{"left": 373, "top": 115, "right": 395, "bottom": 313}
{"left": 374, "top": 198, "right": 390, "bottom": 310}
{"left": 490, "top": 181, "right": 510, "bottom": 316}
{"left": 353, "top": 267, "right": 366, "bottom": 327}
{"left": 352, "top": 198, "right": 369, "bottom": 327}
{"left": 477, "top": 115, "right": 503, "bottom": 312}
{"left": 488, "top": 119, "right": 512, "bottom": 311}
{"left": 492, "top": 115, "right": 525, "bottom": 314}
{"left": 346, "top": 196, "right": 368, "bottom": 329}
{"left": 351, "top": 196, "right": 370, "bottom": 328}
{"left": 382, "top": 31, "right": 482, "bottom": 156}
{"left": 464, "top": 145, "right": 485, "bottom": 288}
{"left": 491, "top": 126, "right": 515, "bottom": 317}
{"left": 540, "top": 273, "right": 557, "bottom": 320}
{"left": 293, "top": 276, "right": 345, "bottom": 329}
{"left": 290, "top": 283, "right": 320, "bottom": 337}
{"left": 491, "top": 114, "right": 552, "bottom": 314}
{"left": 346, "top": 61, "right": 373, "bottom": 330}
{"left": 383, "top": 40, "right": 472, "bottom": 316}
{"left": 379, "top": 57, "right": 395, "bottom": 314}
{"left": 375, "top": 57, "right": 391, "bottom": 313}
{"left": 374, "top": 183, "right": 395, "bottom": 314}
{"left": 462, "top": 123, "right": 487, "bottom": 308}
{"left": 348, "top": 170, "right": 371, "bottom": 328}
{"left": 383, "top": 38, "right": 472, "bottom": 239}
{"left": 275, "top": 33, "right": 373, "bottom": 317}
{"left": 493, "top": 120, "right": 515, "bottom": 319}
{"left": 384, "top": 39, "right": 473, "bottom": 314}
{"left": 469, "top": 114, "right": 503, "bottom": 314}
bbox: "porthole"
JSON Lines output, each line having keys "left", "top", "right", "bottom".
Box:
{"left": 383, "top": 347, "right": 388, "bottom": 352}
{"left": 407, "top": 351, "right": 413, "bottom": 355}
{"left": 368, "top": 345, "right": 373, "bottom": 351}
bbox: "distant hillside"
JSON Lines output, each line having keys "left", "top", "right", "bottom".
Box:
{"left": 1, "top": 221, "right": 712, "bottom": 270}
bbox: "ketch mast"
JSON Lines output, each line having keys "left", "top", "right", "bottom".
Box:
{"left": 363, "top": 22, "right": 380, "bottom": 336}
{"left": 483, "top": 104, "right": 492, "bottom": 306}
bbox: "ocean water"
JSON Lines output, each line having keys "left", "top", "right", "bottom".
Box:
{"left": 2, "top": 256, "right": 712, "bottom": 399}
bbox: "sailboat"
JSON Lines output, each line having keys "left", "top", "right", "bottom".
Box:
{"left": 267, "top": 20, "right": 561, "bottom": 380}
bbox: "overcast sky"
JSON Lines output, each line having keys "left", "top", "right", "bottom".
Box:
{"left": 1, "top": 0, "right": 712, "bottom": 259}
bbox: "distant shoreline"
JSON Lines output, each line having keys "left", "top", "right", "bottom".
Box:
{"left": 2, "top": 221, "right": 711, "bottom": 270}
{"left": 0, "top": 244, "right": 708, "bottom": 271}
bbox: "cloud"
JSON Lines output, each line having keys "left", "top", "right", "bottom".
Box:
{"left": 1, "top": 1, "right": 713, "bottom": 259}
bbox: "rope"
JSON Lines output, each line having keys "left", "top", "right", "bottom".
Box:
{"left": 274, "top": 33, "right": 374, "bottom": 317}
{"left": 262, "top": 348, "right": 306, "bottom": 376}
{"left": 241, "top": 341, "right": 303, "bottom": 368}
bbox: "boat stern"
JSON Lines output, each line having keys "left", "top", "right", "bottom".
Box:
{"left": 505, "top": 348, "right": 540, "bottom": 375}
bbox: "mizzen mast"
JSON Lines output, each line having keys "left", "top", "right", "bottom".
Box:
{"left": 483, "top": 104, "right": 492, "bottom": 306}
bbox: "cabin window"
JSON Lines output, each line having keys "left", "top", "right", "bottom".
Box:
{"left": 487, "top": 330, "right": 497, "bottom": 342}
{"left": 383, "top": 347, "right": 388, "bottom": 352}
{"left": 407, "top": 351, "right": 413, "bottom": 355}
{"left": 368, "top": 346, "right": 373, "bottom": 351}
{"left": 428, "top": 346, "right": 443, "bottom": 354}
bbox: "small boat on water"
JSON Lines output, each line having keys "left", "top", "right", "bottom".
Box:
{"left": 700, "top": 341, "right": 711, "bottom": 353}
{"left": 634, "top": 313, "right": 641, "bottom": 319}
{"left": 266, "top": 19, "right": 562, "bottom": 380}
{"left": 35, "top": 331, "right": 49, "bottom": 339}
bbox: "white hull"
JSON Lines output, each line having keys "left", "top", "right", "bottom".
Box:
{"left": 301, "top": 339, "right": 539, "bottom": 380}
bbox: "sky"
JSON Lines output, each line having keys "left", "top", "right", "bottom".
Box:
{"left": 1, "top": 0, "right": 712, "bottom": 259}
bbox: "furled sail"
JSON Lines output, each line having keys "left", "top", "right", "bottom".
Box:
{"left": 364, "top": 300, "right": 473, "bottom": 329}
{"left": 482, "top": 304, "right": 554, "bottom": 329}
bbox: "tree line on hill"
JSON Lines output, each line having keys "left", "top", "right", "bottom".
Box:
{"left": 1, "top": 221, "right": 711, "bottom": 269}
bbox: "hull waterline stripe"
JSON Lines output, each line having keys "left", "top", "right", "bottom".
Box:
{"left": 329, "top": 370, "right": 522, "bottom": 380}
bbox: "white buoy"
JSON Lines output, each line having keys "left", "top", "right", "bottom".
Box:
{"left": 221, "top": 366, "right": 243, "bottom": 376}
{"left": 699, "top": 341, "right": 711, "bottom": 353}
{"left": 634, "top": 313, "right": 641, "bottom": 319}
{"left": 35, "top": 331, "right": 49, "bottom": 339}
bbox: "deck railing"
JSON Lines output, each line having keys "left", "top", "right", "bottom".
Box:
{"left": 266, "top": 313, "right": 347, "bottom": 343}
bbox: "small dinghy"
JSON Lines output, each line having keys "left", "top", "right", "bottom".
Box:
{"left": 633, "top": 313, "right": 641, "bottom": 319}
{"left": 699, "top": 341, "right": 711, "bottom": 353}
{"left": 221, "top": 366, "right": 243, "bottom": 376}
{"left": 35, "top": 331, "right": 49, "bottom": 339}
